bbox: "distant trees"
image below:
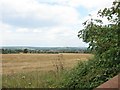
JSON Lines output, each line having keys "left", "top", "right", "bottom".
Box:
{"left": 23, "top": 49, "right": 28, "bottom": 53}
{"left": 1, "top": 49, "right": 23, "bottom": 54}
{"left": 1, "top": 48, "right": 90, "bottom": 54}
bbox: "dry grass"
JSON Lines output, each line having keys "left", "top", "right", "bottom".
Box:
{"left": 1, "top": 53, "right": 93, "bottom": 75}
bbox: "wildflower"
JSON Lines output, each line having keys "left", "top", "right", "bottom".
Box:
{"left": 22, "top": 76, "right": 25, "bottom": 79}
{"left": 28, "top": 83, "right": 32, "bottom": 85}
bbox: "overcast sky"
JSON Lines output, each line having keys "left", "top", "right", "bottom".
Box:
{"left": 0, "top": 0, "right": 114, "bottom": 47}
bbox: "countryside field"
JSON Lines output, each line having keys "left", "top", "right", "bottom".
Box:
{"left": 2, "top": 53, "right": 92, "bottom": 75}
{"left": 1, "top": 53, "right": 93, "bottom": 88}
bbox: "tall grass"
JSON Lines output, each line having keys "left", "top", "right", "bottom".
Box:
{"left": 2, "top": 70, "right": 67, "bottom": 88}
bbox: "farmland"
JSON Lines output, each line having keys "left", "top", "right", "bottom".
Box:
{"left": 2, "top": 53, "right": 92, "bottom": 75}
{"left": 1, "top": 1, "right": 120, "bottom": 89}
{"left": 2, "top": 53, "right": 93, "bottom": 88}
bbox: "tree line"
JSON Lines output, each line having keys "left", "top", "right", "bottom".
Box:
{"left": 0, "top": 48, "right": 90, "bottom": 54}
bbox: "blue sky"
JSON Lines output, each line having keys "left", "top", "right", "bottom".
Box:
{"left": 0, "top": 0, "right": 114, "bottom": 47}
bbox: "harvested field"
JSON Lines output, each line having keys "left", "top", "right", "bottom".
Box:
{"left": 1, "top": 53, "right": 93, "bottom": 75}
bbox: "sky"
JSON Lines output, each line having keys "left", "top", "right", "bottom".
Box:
{"left": 0, "top": 0, "right": 114, "bottom": 47}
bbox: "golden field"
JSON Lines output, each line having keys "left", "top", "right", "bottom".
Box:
{"left": 1, "top": 53, "right": 93, "bottom": 75}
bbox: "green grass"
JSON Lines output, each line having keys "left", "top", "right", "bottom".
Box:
{"left": 2, "top": 70, "right": 67, "bottom": 88}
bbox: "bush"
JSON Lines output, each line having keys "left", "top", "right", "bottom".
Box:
{"left": 62, "top": 57, "right": 120, "bottom": 89}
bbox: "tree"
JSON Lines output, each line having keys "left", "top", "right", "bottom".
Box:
{"left": 23, "top": 49, "right": 28, "bottom": 53}
{"left": 78, "top": 0, "right": 120, "bottom": 62}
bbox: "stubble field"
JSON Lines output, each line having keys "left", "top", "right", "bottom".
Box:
{"left": 2, "top": 53, "right": 92, "bottom": 75}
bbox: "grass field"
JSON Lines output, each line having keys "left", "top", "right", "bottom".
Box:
{"left": 1, "top": 53, "right": 93, "bottom": 88}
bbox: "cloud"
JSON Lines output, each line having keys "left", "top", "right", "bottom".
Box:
{"left": 68, "top": 0, "right": 114, "bottom": 9}
{"left": 1, "top": 0, "right": 79, "bottom": 28}
{"left": 36, "top": 0, "right": 114, "bottom": 9}
{"left": 1, "top": 25, "right": 88, "bottom": 47}
{"left": 0, "top": 0, "right": 114, "bottom": 47}
{"left": 16, "top": 28, "right": 29, "bottom": 33}
{"left": 0, "top": 22, "right": 12, "bottom": 31}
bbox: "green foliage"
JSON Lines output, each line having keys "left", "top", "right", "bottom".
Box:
{"left": 62, "top": 57, "right": 120, "bottom": 89}
{"left": 62, "top": 0, "right": 120, "bottom": 89}
{"left": 78, "top": 0, "right": 120, "bottom": 60}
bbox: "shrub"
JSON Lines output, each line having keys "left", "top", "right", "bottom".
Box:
{"left": 62, "top": 57, "right": 120, "bottom": 89}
